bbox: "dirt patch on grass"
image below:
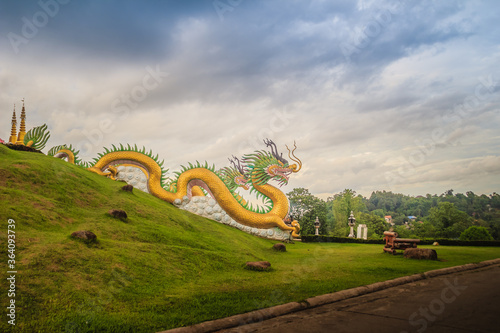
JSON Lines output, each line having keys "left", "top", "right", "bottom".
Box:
{"left": 32, "top": 198, "right": 55, "bottom": 210}
{"left": 74, "top": 197, "right": 87, "bottom": 207}
{"left": 47, "top": 264, "right": 61, "bottom": 272}
{"left": 20, "top": 250, "right": 39, "bottom": 266}
{"left": 0, "top": 169, "right": 13, "bottom": 187}
{"left": 73, "top": 190, "right": 104, "bottom": 208}
{"left": 12, "top": 163, "right": 30, "bottom": 169}
{"left": 20, "top": 237, "right": 40, "bottom": 244}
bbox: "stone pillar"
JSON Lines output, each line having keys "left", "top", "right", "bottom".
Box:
{"left": 357, "top": 224, "right": 368, "bottom": 240}
{"left": 314, "top": 216, "right": 320, "bottom": 236}
{"left": 348, "top": 211, "right": 356, "bottom": 238}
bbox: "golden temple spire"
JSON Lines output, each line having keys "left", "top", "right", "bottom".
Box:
{"left": 16, "top": 98, "right": 27, "bottom": 144}
{"left": 9, "top": 105, "right": 17, "bottom": 144}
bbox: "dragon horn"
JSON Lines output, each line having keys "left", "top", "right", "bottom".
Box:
{"left": 264, "top": 138, "right": 288, "bottom": 165}
{"left": 286, "top": 141, "right": 302, "bottom": 172}
{"left": 229, "top": 155, "right": 246, "bottom": 175}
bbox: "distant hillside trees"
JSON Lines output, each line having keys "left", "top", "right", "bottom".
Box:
{"left": 286, "top": 188, "right": 500, "bottom": 240}
{"left": 427, "top": 202, "right": 473, "bottom": 238}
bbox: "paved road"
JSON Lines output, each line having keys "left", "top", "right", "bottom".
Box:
{"left": 217, "top": 264, "right": 500, "bottom": 333}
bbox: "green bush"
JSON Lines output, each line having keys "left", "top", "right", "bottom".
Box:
{"left": 459, "top": 226, "right": 494, "bottom": 241}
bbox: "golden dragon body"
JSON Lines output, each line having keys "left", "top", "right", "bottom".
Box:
{"left": 50, "top": 140, "right": 302, "bottom": 239}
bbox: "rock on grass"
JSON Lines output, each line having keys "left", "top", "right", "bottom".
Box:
{"left": 108, "top": 209, "right": 128, "bottom": 221}
{"left": 404, "top": 248, "right": 438, "bottom": 260}
{"left": 71, "top": 230, "right": 97, "bottom": 243}
{"left": 245, "top": 261, "right": 271, "bottom": 271}
{"left": 272, "top": 243, "right": 286, "bottom": 252}
{"left": 121, "top": 185, "right": 133, "bottom": 192}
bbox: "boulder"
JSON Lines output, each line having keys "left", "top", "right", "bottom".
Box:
{"left": 404, "top": 248, "right": 438, "bottom": 260}
{"left": 272, "top": 243, "right": 287, "bottom": 252}
{"left": 121, "top": 184, "right": 133, "bottom": 192}
{"left": 108, "top": 209, "right": 128, "bottom": 221}
{"left": 71, "top": 230, "right": 97, "bottom": 243}
{"left": 245, "top": 261, "right": 271, "bottom": 271}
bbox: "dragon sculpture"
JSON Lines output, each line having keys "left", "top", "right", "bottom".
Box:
{"left": 45, "top": 139, "right": 302, "bottom": 240}
{"left": 2, "top": 104, "right": 302, "bottom": 240}
{"left": 5, "top": 105, "right": 303, "bottom": 240}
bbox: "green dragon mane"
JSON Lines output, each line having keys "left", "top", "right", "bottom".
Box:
{"left": 243, "top": 150, "right": 290, "bottom": 186}
{"left": 47, "top": 144, "right": 87, "bottom": 166}
{"left": 24, "top": 124, "right": 50, "bottom": 150}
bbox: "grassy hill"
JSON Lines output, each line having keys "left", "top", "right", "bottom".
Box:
{"left": 0, "top": 144, "right": 283, "bottom": 332}
{"left": 1, "top": 144, "right": 499, "bottom": 332}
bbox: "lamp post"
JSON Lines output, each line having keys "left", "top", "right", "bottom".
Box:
{"left": 314, "top": 216, "right": 320, "bottom": 236}
{"left": 348, "top": 211, "right": 356, "bottom": 238}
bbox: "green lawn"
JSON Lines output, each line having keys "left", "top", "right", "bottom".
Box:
{"left": 1, "top": 144, "right": 499, "bottom": 332}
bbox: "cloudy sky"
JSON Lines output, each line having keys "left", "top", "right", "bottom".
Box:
{"left": 1, "top": 0, "right": 499, "bottom": 200}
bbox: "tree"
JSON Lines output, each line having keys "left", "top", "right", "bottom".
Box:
{"left": 427, "top": 202, "right": 473, "bottom": 238}
{"left": 414, "top": 220, "right": 438, "bottom": 238}
{"left": 371, "top": 209, "right": 385, "bottom": 218}
{"left": 287, "top": 188, "right": 316, "bottom": 221}
{"left": 491, "top": 193, "right": 500, "bottom": 209}
{"left": 287, "top": 188, "right": 328, "bottom": 235}
{"left": 392, "top": 214, "right": 407, "bottom": 225}
{"left": 332, "top": 189, "right": 365, "bottom": 236}
{"left": 393, "top": 224, "right": 414, "bottom": 239}
{"left": 356, "top": 212, "right": 387, "bottom": 239}
{"left": 459, "top": 226, "right": 493, "bottom": 241}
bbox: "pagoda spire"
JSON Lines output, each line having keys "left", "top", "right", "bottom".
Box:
{"left": 16, "top": 98, "right": 27, "bottom": 144}
{"left": 9, "top": 105, "right": 17, "bottom": 144}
